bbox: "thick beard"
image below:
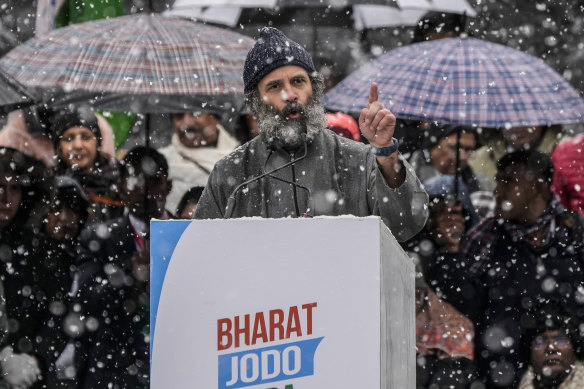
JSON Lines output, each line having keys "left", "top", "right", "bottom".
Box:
{"left": 246, "top": 75, "right": 328, "bottom": 150}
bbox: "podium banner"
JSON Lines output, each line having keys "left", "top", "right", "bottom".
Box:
{"left": 151, "top": 216, "right": 414, "bottom": 388}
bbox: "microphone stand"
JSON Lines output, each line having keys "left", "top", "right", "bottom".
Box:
{"left": 224, "top": 141, "right": 310, "bottom": 219}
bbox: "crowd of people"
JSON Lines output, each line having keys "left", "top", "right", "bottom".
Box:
{"left": 0, "top": 23, "right": 581, "bottom": 389}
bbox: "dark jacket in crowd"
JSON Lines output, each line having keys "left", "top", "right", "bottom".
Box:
{"left": 33, "top": 232, "right": 82, "bottom": 388}
{"left": 434, "top": 202, "right": 584, "bottom": 389}
{"left": 0, "top": 225, "right": 47, "bottom": 356}
{"left": 63, "top": 215, "right": 149, "bottom": 389}
{"left": 54, "top": 157, "right": 123, "bottom": 223}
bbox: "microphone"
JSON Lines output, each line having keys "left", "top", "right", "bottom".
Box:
{"left": 224, "top": 140, "right": 311, "bottom": 219}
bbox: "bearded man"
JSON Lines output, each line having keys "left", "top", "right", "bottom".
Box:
{"left": 194, "top": 27, "right": 428, "bottom": 242}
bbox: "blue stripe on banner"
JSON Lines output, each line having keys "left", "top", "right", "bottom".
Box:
{"left": 218, "top": 337, "right": 324, "bottom": 389}
{"left": 150, "top": 220, "right": 192, "bottom": 360}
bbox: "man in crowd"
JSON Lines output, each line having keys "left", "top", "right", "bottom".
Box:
{"left": 409, "top": 123, "right": 494, "bottom": 218}
{"left": 436, "top": 150, "right": 584, "bottom": 388}
{"left": 194, "top": 27, "right": 428, "bottom": 242}
{"left": 158, "top": 111, "right": 239, "bottom": 214}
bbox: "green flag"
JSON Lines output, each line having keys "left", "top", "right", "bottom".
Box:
{"left": 55, "top": 0, "right": 124, "bottom": 27}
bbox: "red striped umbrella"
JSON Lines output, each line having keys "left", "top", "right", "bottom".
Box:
{"left": 0, "top": 69, "right": 38, "bottom": 113}
{"left": 0, "top": 13, "right": 255, "bottom": 114}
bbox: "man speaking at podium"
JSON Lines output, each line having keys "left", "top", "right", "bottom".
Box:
{"left": 194, "top": 27, "right": 428, "bottom": 242}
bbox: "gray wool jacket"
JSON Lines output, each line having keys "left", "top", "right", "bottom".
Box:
{"left": 194, "top": 130, "right": 429, "bottom": 242}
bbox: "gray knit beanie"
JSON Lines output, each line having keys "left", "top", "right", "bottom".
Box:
{"left": 243, "top": 27, "right": 316, "bottom": 92}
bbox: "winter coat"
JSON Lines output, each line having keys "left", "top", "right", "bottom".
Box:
{"left": 551, "top": 133, "right": 584, "bottom": 216}
{"left": 65, "top": 215, "right": 149, "bottom": 388}
{"left": 0, "top": 225, "right": 48, "bottom": 355}
{"left": 32, "top": 233, "right": 81, "bottom": 388}
{"left": 195, "top": 129, "right": 429, "bottom": 242}
{"left": 518, "top": 361, "right": 584, "bottom": 389}
{"left": 54, "top": 156, "right": 123, "bottom": 223}
{"left": 435, "top": 211, "right": 584, "bottom": 389}
{"left": 158, "top": 124, "right": 240, "bottom": 213}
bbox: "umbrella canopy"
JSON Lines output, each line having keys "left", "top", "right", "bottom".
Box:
{"left": 171, "top": 0, "right": 394, "bottom": 7}
{"left": 167, "top": 0, "right": 475, "bottom": 29}
{"left": 0, "top": 69, "right": 39, "bottom": 113}
{"left": 324, "top": 37, "right": 584, "bottom": 127}
{"left": 0, "top": 13, "right": 255, "bottom": 114}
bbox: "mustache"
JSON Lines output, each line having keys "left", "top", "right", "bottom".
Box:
{"left": 280, "top": 101, "right": 305, "bottom": 119}
{"left": 181, "top": 126, "right": 204, "bottom": 134}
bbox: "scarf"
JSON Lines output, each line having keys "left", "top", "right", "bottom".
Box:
{"left": 161, "top": 124, "right": 239, "bottom": 213}
{"left": 465, "top": 198, "right": 565, "bottom": 274}
{"left": 503, "top": 198, "right": 565, "bottom": 247}
{"left": 170, "top": 124, "right": 239, "bottom": 175}
{"left": 518, "top": 361, "right": 584, "bottom": 389}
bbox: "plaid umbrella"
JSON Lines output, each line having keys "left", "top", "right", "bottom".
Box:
{"left": 0, "top": 13, "right": 255, "bottom": 114}
{"left": 324, "top": 37, "right": 584, "bottom": 127}
{"left": 0, "top": 71, "right": 38, "bottom": 113}
{"left": 0, "top": 69, "right": 38, "bottom": 113}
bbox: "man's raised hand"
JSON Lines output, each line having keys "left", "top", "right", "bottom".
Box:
{"left": 358, "top": 82, "right": 396, "bottom": 149}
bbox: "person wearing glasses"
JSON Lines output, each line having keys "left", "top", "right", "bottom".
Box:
{"left": 194, "top": 27, "right": 428, "bottom": 242}
{"left": 519, "top": 306, "right": 584, "bottom": 389}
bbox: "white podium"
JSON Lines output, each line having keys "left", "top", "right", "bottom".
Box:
{"left": 150, "top": 216, "right": 415, "bottom": 389}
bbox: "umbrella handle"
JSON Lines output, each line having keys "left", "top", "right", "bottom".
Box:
{"left": 454, "top": 127, "right": 461, "bottom": 199}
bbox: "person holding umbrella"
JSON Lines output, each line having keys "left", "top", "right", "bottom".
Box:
{"left": 194, "top": 27, "right": 428, "bottom": 242}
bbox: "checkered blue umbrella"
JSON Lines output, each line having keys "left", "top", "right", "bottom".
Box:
{"left": 0, "top": 14, "right": 255, "bottom": 114}
{"left": 324, "top": 37, "right": 584, "bottom": 127}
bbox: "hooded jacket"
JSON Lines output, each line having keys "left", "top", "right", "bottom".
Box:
{"left": 195, "top": 129, "right": 428, "bottom": 242}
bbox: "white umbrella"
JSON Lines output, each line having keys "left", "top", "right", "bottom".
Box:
{"left": 395, "top": 0, "right": 476, "bottom": 15}
{"left": 165, "top": 0, "right": 476, "bottom": 29}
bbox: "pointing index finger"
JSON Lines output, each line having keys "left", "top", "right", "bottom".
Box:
{"left": 368, "top": 82, "right": 379, "bottom": 105}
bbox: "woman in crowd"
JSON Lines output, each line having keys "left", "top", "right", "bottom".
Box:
{"left": 51, "top": 107, "right": 122, "bottom": 222}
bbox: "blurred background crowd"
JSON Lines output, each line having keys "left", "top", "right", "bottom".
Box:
{"left": 0, "top": 0, "right": 582, "bottom": 388}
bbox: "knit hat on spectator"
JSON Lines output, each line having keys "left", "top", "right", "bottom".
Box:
{"left": 243, "top": 27, "right": 316, "bottom": 92}
{"left": 50, "top": 107, "right": 101, "bottom": 148}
